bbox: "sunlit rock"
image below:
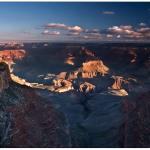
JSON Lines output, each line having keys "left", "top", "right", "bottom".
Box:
{"left": 79, "top": 82, "right": 96, "bottom": 93}
{"left": 0, "top": 50, "right": 26, "bottom": 72}
{"left": 65, "top": 56, "right": 75, "bottom": 65}
{"left": 67, "top": 71, "right": 78, "bottom": 80}
{"left": 79, "top": 60, "right": 109, "bottom": 78}
{"left": 111, "top": 76, "right": 124, "bottom": 90}
{"left": 52, "top": 79, "right": 74, "bottom": 93}
{"left": 108, "top": 89, "right": 128, "bottom": 96}
{"left": 109, "top": 76, "right": 129, "bottom": 96}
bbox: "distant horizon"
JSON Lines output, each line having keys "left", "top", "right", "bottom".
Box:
{"left": 2, "top": 40, "right": 150, "bottom": 44}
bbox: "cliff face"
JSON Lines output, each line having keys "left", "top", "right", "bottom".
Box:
{"left": 0, "top": 62, "right": 11, "bottom": 93}
{"left": 0, "top": 50, "right": 26, "bottom": 62}
{"left": 122, "top": 92, "right": 150, "bottom": 147}
{"left": 0, "top": 50, "right": 26, "bottom": 72}
{"left": 0, "top": 62, "right": 70, "bottom": 147}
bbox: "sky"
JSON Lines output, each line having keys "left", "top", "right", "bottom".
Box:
{"left": 1, "top": 2, "right": 150, "bottom": 42}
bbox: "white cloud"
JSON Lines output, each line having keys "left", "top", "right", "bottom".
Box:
{"left": 68, "top": 26, "right": 83, "bottom": 32}
{"left": 45, "top": 23, "right": 83, "bottom": 33}
{"left": 42, "top": 30, "right": 60, "bottom": 35}
{"left": 108, "top": 25, "right": 144, "bottom": 39}
{"left": 42, "top": 22, "right": 150, "bottom": 41}
{"left": 117, "top": 35, "right": 121, "bottom": 38}
{"left": 107, "top": 34, "right": 113, "bottom": 38}
{"left": 45, "top": 23, "right": 66, "bottom": 29}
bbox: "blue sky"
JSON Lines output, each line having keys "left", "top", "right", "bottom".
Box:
{"left": 0, "top": 2, "right": 150, "bottom": 42}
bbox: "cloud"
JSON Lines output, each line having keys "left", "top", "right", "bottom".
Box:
{"left": 106, "top": 34, "right": 113, "bottom": 38}
{"left": 85, "top": 29, "right": 100, "bottom": 34}
{"left": 108, "top": 25, "right": 144, "bottom": 39}
{"left": 82, "top": 35, "right": 101, "bottom": 40}
{"left": 42, "top": 30, "right": 60, "bottom": 35}
{"left": 45, "top": 23, "right": 83, "bottom": 32}
{"left": 139, "top": 22, "right": 146, "bottom": 26}
{"left": 45, "top": 23, "right": 66, "bottom": 29}
{"left": 102, "top": 11, "right": 115, "bottom": 15}
{"left": 108, "top": 25, "right": 133, "bottom": 34}
{"left": 42, "top": 22, "right": 150, "bottom": 41}
{"left": 68, "top": 26, "right": 83, "bottom": 32}
{"left": 137, "top": 27, "right": 150, "bottom": 33}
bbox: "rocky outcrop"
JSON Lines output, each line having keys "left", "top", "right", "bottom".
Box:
{"left": 0, "top": 50, "right": 26, "bottom": 62}
{"left": 79, "top": 82, "right": 96, "bottom": 93}
{"left": 0, "top": 62, "right": 11, "bottom": 93}
{"left": 66, "top": 71, "right": 79, "bottom": 81}
{"left": 52, "top": 79, "right": 73, "bottom": 93}
{"left": 111, "top": 76, "right": 124, "bottom": 90}
{"left": 80, "top": 60, "right": 109, "bottom": 78}
{"left": 0, "top": 50, "right": 26, "bottom": 72}
{"left": 108, "top": 76, "right": 129, "bottom": 96}
{"left": 64, "top": 54, "right": 75, "bottom": 65}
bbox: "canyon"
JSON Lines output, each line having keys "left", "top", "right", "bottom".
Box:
{"left": 0, "top": 43, "right": 150, "bottom": 147}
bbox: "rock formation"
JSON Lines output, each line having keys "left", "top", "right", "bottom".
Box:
{"left": 79, "top": 60, "right": 109, "bottom": 78}
{"left": 64, "top": 53, "right": 75, "bottom": 65}
{"left": 0, "top": 62, "right": 11, "bottom": 93}
{"left": 0, "top": 50, "right": 26, "bottom": 72}
{"left": 108, "top": 76, "right": 129, "bottom": 96}
{"left": 111, "top": 76, "right": 124, "bottom": 90}
{"left": 52, "top": 79, "right": 73, "bottom": 93}
{"left": 79, "top": 82, "right": 96, "bottom": 93}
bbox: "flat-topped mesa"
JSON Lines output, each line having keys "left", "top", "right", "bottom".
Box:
{"left": 79, "top": 60, "right": 109, "bottom": 78}
{"left": 0, "top": 62, "right": 11, "bottom": 93}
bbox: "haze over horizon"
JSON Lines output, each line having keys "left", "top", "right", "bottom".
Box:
{"left": 1, "top": 2, "right": 150, "bottom": 42}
